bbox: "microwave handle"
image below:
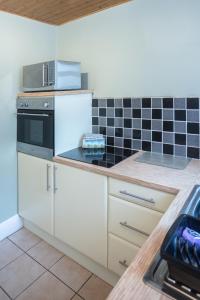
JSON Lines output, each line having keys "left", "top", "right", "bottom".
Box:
{"left": 42, "top": 63, "right": 45, "bottom": 87}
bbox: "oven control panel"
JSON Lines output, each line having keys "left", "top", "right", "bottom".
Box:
{"left": 17, "top": 96, "right": 54, "bottom": 110}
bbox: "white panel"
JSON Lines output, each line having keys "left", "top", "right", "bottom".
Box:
{"left": 54, "top": 163, "right": 107, "bottom": 267}
{"left": 54, "top": 93, "right": 92, "bottom": 155}
{"left": 18, "top": 153, "right": 54, "bottom": 235}
{"left": 108, "top": 233, "right": 139, "bottom": 276}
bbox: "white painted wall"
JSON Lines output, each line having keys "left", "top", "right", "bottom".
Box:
{"left": 56, "top": 0, "right": 200, "bottom": 97}
{"left": 0, "top": 12, "right": 56, "bottom": 223}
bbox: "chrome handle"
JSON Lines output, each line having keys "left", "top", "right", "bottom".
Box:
{"left": 119, "top": 190, "right": 155, "bottom": 204}
{"left": 17, "top": 113, "right": 49, "bottom": 117}
{"left": 53, "top": 165, "right": 58, "bottom": 193}
{"left": 46, "top": 164, "right": 51, "bottom": 191}
{"left": 120, "top": 221, "right": 148, "bottom": 236}
{"left": 119, "top": 260, "right": 129, "bottom": 268}
{"left": 42, "top": 63, "right": 45, "bottom": 86}
{"left": 46, "top": 64, "right": 49, "bottom": 86}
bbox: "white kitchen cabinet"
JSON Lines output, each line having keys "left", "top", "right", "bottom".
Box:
{"left": 18, "top": 153, "right": 54, "bottom": 235}
{"left": 54, "top": 163, "right": 108, "bottom": 267}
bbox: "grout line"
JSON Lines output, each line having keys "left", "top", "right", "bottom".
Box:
{"left": 75, "top": 273, "right": 93, "bottom": 295}
{"left": 0, "top": 286, "right": 12, "bottom": 300}
{"left": 13, "top": 270, "right": 46, "bottom": 300}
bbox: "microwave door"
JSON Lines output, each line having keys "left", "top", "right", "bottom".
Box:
{"left": 23, "top": 63, "right": 48, "bottom": 91}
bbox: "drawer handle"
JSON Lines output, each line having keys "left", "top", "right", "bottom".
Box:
{"left": 120, "top": 221, "right": 148, "bottom": 237}
{"left": 119, "top": 260, "right": 129, "bottom": 268}
{"left": 119, "top": 190, "right": 155, "bottom": 204}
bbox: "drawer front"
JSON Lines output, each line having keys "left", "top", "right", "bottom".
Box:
{"left": 109, "top": 178, "right": 174, "bottom": 213}
{"left": 108, "top": 234, "right": 139, "bottom": 276}
{"left": 109, "top": 195, "right": 162, "bottom": 239}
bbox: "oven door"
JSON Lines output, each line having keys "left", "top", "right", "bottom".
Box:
{"left": 17, "top": 109, "right": 54, "bottom": 158}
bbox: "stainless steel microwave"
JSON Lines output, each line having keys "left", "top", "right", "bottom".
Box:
{"left": 23, "top": 60, "right": 81, "bottom": 92}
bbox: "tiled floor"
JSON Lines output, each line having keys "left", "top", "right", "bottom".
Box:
{"left": 0, "top": 228, "right": 112, "bottom": 300}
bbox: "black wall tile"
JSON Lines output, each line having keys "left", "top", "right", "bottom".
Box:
{"left": 142, "top": 119, "right": 151, "bottom": 130}
{"left": 152, "top": 131, "right": 162, "bottom": 142}
{"left": 163, "top": 121, "right": 174, "bottom": 132}
{"left": 175, "top": 110, "right": 186, "bottom": 121}
{"left": 132, "top": 109, "right": 141, "bottom": 118}
{"left": 187, "top": 123, "right": 199, "bottom": 134}
{"left": 92, "top": 99, "right": 98, "bottom": 107}
{"left": 107, "top": 118, "right": 114, "bottom": 127}
{"left": 142, "top": 98, "right": 151, "bottom": 108}
{"left": 152, "top": 109, "right": 162, "bottom": 119}
{"left": 187, "top": 98, "right": 199, "bottom": 109}
{"left": 115, "top": 108, "right": 123, "bottom": 117}
{"left": 124, "top": 118, "right": 132, "bottom": 128}
{"left": 142, "top": 141, "right": 151, "bottom": 151}
{"left": 133, "top": 129, "right": 141, "bottom": 139}
{"left": 123, "top": 98, "right": 132, "bottom": 107}
{"left": 99, "top": 108, "right": 106, "bottom": 116}
{"left": 115, "top": 128, "right": 123, "bottom": 137}
{"left": 163, "top": 98, "right": 173, "bottom": 108}
{"left": 175, "top": 133, "right": 186, "bottom": 145}
{"left": 163, "top": 144, "right": 174, "bottom": 155}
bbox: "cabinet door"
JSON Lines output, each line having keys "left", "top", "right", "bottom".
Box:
{"left": 54, "top": 163, "right": 107, "bottom": 267}
{"left": 18, "top": 153, "right": 54, "bottom": 235}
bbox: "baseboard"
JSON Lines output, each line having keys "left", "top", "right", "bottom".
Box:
{"left": 24, "top": 219, "right": 119, "bottom": 287}
{"left": 0, "top": 214, "right": 23, "bottom": 241}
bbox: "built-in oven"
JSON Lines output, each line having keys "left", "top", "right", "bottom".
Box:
{"left": 17, "top": 97, "right": 54, "bottom": 159}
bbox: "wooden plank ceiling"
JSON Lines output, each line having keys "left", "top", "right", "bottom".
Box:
{"left": 0, "top": 0, "right": 130, "bottom": 25}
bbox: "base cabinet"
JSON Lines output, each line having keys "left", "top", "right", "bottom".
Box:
{"left": 18, "top": 153, "right": 54, "bottom": 235}
{"left": 54, "top": 163, "right": 108, "bottom": 267}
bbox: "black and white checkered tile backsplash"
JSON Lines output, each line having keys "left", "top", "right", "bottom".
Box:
{"left": 92, "top": 97, "right": 200, "bottom": 159}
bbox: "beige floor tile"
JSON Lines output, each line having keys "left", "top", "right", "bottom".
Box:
{"left": 9, "top": 228, "right": 41, "bottom": 251}
{"left": 79, "top": 275, "right": 112, "bottom": 300}
{"left": 50, "top": 256, "right": 91, "bottom": 292}
{"left": 0, "top": 239, "right": 23, "bottom": 270}
{"left": 0, "top": 253, "right": 45, "bottom": 299}
{"left": 0, "top": 288, "right": 10, "bottom": 300}
{"left": 16, "top": 272, "right": 74, "bottom": 300}
{"left": 27, "top": 241, "right": 64, "bottom": 269}
{"left": 72, "top": 295, "right": 83, "bottom": 300}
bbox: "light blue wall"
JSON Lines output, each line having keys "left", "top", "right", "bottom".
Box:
{"left": 56, "top": 0, "right": 200, "bottom": 97}
{"left": 0, "top": 12, "right": 56, "bottom": 223}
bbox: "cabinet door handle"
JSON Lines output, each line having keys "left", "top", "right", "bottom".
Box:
{"left": 119, "top": 190, "right": 155, "bottom": 204}
{"left": 120, "top": 221, "right": 148, "bottom": 236}
{"left": 119, "top": 260, "right": 129, "bottom": 268}
{"left": 53, "top": 165, "right": 58, "bottom": 193}
{"left": 46, "top": 164, "right": 51, "bottom": 191}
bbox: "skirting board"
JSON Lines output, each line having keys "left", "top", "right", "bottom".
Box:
{"left": 0, "top": 214, "right": 23, "bottom": 241}
{"left": 24, "top": 219, "right": 119, "bottom": 287}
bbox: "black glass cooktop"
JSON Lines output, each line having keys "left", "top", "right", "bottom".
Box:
{"left": 59, "top": 146, "right": 138, "bottom": 168}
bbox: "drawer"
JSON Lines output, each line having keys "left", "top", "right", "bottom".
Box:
{"left": 108, "top": 233, "right": 139, "bottom": 276}
{"left": 109, "top": 178, "right": 175, "bottom": 213}
{"left": 109, "top": 195, "right": 162, "bottom": 240}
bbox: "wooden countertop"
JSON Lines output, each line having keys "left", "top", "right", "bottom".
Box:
{"left": 53, "top": 151, "right": 200, "bottom": 300}
{"left": 18, "top": 90, "right": 93, "bottom": 97}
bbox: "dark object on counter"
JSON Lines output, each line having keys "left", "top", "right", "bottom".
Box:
{"left": 161, "top": 214, "right": 200, "bottom": 292}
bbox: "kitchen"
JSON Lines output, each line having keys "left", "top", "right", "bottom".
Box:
{"left": 0, "top": 0, "right": 200, "bottom": 299}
